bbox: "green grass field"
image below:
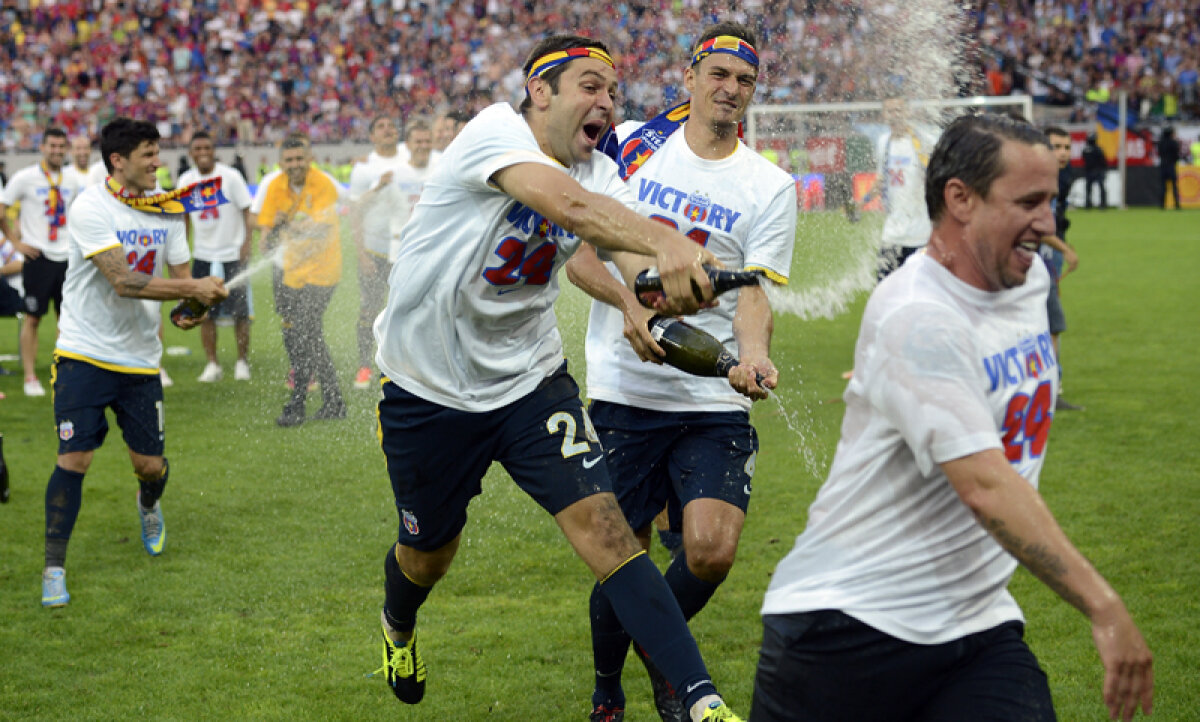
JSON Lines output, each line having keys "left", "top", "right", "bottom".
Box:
{"left": 0, "top": 208, "right": 1196, "bottom": 721}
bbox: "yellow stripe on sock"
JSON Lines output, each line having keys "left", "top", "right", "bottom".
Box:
{"left": 599, "top": 550, "right": 647, "bottom": 585}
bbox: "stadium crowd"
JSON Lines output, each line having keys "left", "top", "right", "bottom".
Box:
{"left": 0, "top": 0, "right": 1196, "bottom": 152}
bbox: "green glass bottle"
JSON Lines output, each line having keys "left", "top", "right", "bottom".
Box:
{"left": 647, "top": 316, "right": 762, "bottom": 385}
{"left": 634, "top": 265, "right": 763, "bottom": 308}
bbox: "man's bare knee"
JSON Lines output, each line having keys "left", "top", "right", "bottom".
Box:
{"left": 396, "top": 538, "right": 458, "bottom": 587}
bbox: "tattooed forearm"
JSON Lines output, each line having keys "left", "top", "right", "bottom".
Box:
{"left": 981, "top": 515, "right": 1089, "bottom": 612}
{"left": 92, "top": 249, "right": 152, "bottom": 297}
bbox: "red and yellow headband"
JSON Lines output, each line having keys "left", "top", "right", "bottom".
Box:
{"left": 526, "top": 46, "right": 615, "bottom": 83}
{"left": 690, "top": 35, "right": 759, "bottom": 68}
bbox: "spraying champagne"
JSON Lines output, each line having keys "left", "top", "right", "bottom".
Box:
{"left": 634, "top": 265, "right": 763, "bottom": 308}
{"left": 169, "top": 298, "right": 209, "bottom": 327}
{"left": 647, "top": 315, "right": 764, "bottom": 386}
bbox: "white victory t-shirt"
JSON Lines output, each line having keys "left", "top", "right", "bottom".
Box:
{"left": 584, "top": 123, "right": 796, "bottom": 412}
{"left": 761, "top": 253, "right": 1058, "bottom": 644}
{"left": 0, "top": 163, "right": 85, "bottom": 261}
{"left": 56, "top": 185, "right": 191, "bottom": 371}
{"left": 178, "top": 162, "right": 253, "bottom": 262}
{"left": 374, "top": 102, "right": 634, "bottom": 412}
{"left": 877, "top": 129, "right": 937, "bottom": 248}
{"left": 85, "top": 161, "right": 108, "bottom": 187}
{"left": 349, "top": 152, "right": 409, "bottom": 258}
{"left": 388, "top": 161, "right": 433, "bottom": 261}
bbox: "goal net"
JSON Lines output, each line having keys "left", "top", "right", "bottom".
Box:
{"left": 744, "top": 96, "right": 1034, "bottom": 320}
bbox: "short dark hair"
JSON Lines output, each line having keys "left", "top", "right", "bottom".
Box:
{"left": 189, "top": 130, "right": 213, "bottom": 145}
{"left": 368, "top": 115, "right": 394, "bottom": 134}
{"left": 405, "top": 118, "right": 431, "bottom": 140}
{"left": 925, "top": 114, "right": 1050, "bottom": 223}
{"left": 43, "top": 127, "right": 67, "bottom": 143}
{"left": 442, "top": 110, "right": 470, "bottom": 126}
{"left": 693, "top": 21, "right": 758, "bottom": 60}
{"left": 280, "top": 132, "right": 310, "bottom": 152}
{"left": 519, "top": 34, "right": 611, "bottom": 113}
{"left": 100, "top": 118, "right": 160, "bottom": 173}
{"left": 1043, "top": 125, "right": 1069, "bottom": 140}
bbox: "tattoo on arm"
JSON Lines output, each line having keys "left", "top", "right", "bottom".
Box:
{"left": 92, "top": 248, "right": 151, "bottom": 296}
{"left": 982, "top": 515, "right": 1088, "bottom": 611}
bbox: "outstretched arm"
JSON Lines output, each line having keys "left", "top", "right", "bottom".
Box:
{"left": 492, "top": 162, "right": 716, "bottom": 314}
{"left": 91, "top": 247, "right": 227, "bottom": 304}
{"left": 942, "top": 449, "right": 1153, "bottom": 721}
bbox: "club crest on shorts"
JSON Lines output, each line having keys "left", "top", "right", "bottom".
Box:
{"left": 58, "top": 420, "right": 75, "bottom": 441}
{"left": 402, "top": 509, "right": 420, "bottom": 536}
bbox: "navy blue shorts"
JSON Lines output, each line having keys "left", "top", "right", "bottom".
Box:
{"left": 192, "top": 259, "right": 251, "bottom": 320}
{"left": 51, "top": 355, "right": 165, "bottom": 456}
{"left": 750, "top": 611, "right": 1055, "bottom": 722}
{"left": 378, "top": 363, "right": 611, "bottom": 551}
{"left": 588, "top": 400, "right": 757, "bottom": 533}
{"left": 22, "top": 254, "right": 67, "bottom": 317}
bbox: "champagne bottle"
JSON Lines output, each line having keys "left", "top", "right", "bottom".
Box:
{"left": 0, "top": 433, "right": 9, "bottom": 504}
{"left": 647, "top": 316, "right": 764, "bottom": 385}
{"left": 169, "top": 298, "right": 209, "bottom": 327}
{"left": 634, "top": 265, "right": 763, "bottom": 308}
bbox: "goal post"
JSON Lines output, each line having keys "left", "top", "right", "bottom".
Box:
{"left": 745, "top": 96, "right": 1035, "bottom": 213}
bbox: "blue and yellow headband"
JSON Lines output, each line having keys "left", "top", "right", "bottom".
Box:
{"left": 526, "top": 47, "right": 615, "bottom": 83}
{"left": 690, "top": 35, "right": 759, "bottom": 68}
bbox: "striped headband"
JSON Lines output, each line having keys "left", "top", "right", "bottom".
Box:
{"left": 690, "top": 35, "right": 759, "bottom": 67}
{"left": 526, "top": 47, "right": 615, "bottom": 83}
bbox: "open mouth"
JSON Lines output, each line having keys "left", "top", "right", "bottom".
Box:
{"left": 582, "top": 121, "right": 605, "bottom": 145}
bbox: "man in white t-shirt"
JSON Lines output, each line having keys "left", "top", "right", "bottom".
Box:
{"left": 751, "top": 114, "right": 1152, "bottom": 722}
{"left": 0, "top": 128, "right": 85, "bottom": 396}
{"left": 65, "top": 135, "right": 94, "bottom": 189}
{"left": 866, "top": 97, "right": 939, "bottom": 280}
{"left": 179, "top": 131, "right": 255, "bottom": 382}
{"left": 564, "top": 24, "right": 795, "bottom": 722}
{"left": 370, "top": 34, "right": 743, "bottom": 722}
{"left": 39, "top": 117, "right": 227, "bottom": 609}
{"left": 347, "top": 117, "right": 433, "bottom": 389}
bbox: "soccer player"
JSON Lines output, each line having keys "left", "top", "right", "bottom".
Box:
{"left": 0, "top": 128, "right": 85, "bottom": 396}
{"left": 432, "top": 110, "right": 469, "bottom": 153}
{"left": 1041, "top": 127, "right": 1082, "bottom": 411}
{"left": 348, "top": 117, "right": 434, "bottom": 389}
{"left": 751, "top": 114, "right": 1153, "bottom": 722}
{"left": 564, "top": 23, "right": 795, "bottom": 722}
{"left": 258, "top": 133, "right": 346, "bottom": 427}
{"left": 65, "top": 135, "right": 94, "bottom": 188}
{"left": 40, "top": 117, "right": 228, "bottom": 608}
{"left": 866, "top": 96, "right": 939, "bottom": 280}
{"left": 178, "top": 131, "right": 255, "bottom": 382}
{"left": 371, "top": 34, "right": 742, "bottom": 722}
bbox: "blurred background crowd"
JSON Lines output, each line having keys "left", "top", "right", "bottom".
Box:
{"left": 0, "top": 0, "right": 1196, "bottom": 151}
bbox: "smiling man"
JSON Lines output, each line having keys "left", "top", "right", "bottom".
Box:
{"left": 370, "top": 34, "right": 742, "bottom": 722}
{"left": 40, "top": 117, "right": 227, "bottom": 608}
{"left": 751, "top": 115, "right": 1153, "bottom": 722}
{"left": 0, "top": 128, "right": 85, "bottom": 396}
{"left": 564, "top": 23, "right": 796, "bottom": 722}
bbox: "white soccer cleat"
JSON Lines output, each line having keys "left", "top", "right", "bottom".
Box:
{"left": 24, "top": 378, "right": 46, "bottom": 397}
{"left": 197, "top": 362, "right": 223, "bottom": 383}
{"left": 41, "top": 566, "right": 69, "bottom": 607}
{"left": 160, "top": 368, "right": 174, "bottom": 387}
{"left": 234, "top": 359, "right": 251, "bottom": 381}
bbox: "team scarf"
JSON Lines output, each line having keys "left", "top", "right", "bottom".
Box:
{"left": 105, "top": 176, "right": 228, "bottom": 215}
{"left": 41, "top": 162, "right": 66, "bottom": 241}
{"left": 602, "top": 36, "right": 758, "bottom": 180}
